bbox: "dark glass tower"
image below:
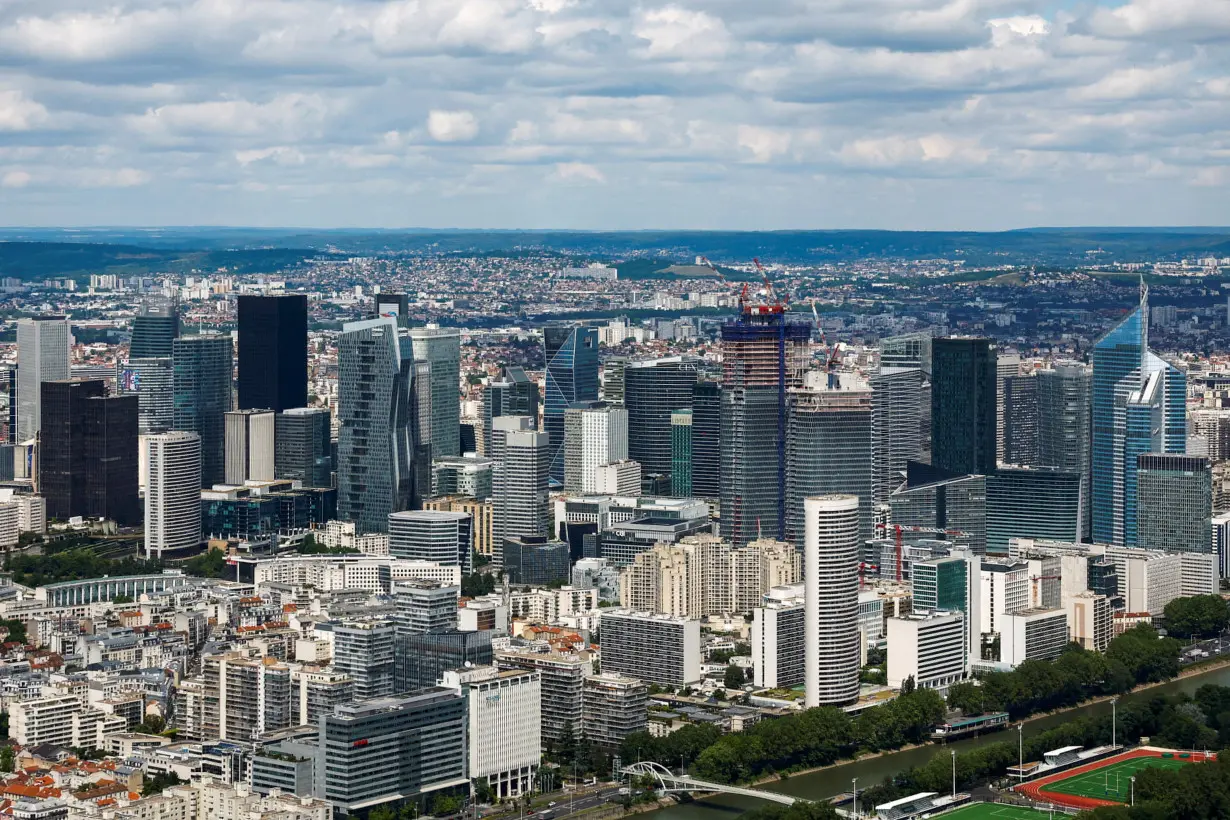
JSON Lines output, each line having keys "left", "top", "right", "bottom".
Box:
{"left": 237, "top": 294, "right": 307, "bottom": 412}
{"left": 625, "top": 357, "right": 699, "bottom": 482}
{"left": 130, "top": 297, "right": 178, "bottom": 359}
{"left": 1002, "top": 374, "right": 1039, "bottom": 466}
{"left": 671, "top": 410, "right": 693, "bottom": 497}
{"left": 275, "top": 407, "right": 334, "bottom": 488}
{"left": 173, "top": 335, "right": 234, "bottom": 487}
{"left": 374, "top": 292, "right": 410, "bottom": 328}
{"left": 543, "top": 325, "right": 599, "bottom": 482}
{"left": 1037, "top": 361, "right": 1092, "bottom": 541}
{"left": 691, "top": 379, "right": 721, "bottom": 498}
{"left": 483, "top": 366, "right": 539, "bottom": 456}
{"left": 930, "top": 337, "right": 997, "bottom": 476}
{"left": 39, "top": 379, "right": 139, "bottom": 525}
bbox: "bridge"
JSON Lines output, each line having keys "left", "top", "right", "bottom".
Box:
{"left": 619, "top": 762, "right": 799, "bottom": 806}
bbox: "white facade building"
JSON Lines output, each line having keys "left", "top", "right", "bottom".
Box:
{"left": 592, "top": 461, "right": 641, "bottom": 496}
{"left": 1000, "top": 608, "right": 1069, "bottom": 666}
{"left": 979, "top": 560, "right": 1029, "bottom": 635}
{"left": 145, "top": 432, "right": 203, "bottom": 557}
{"left": 224, "top": 409, "right": 275, "bottom": 485}
{"left": 804, "top": 495, "right": 861, "bottom": 707}
{"left": 16, "top": 316, "right": 70, "bottom": 442}
{"left": 886, "top": 611, "right": 967, "bottom": 690}
{"left": 443, "top": 666, "right": 541, "bottom": 799}
{"left": 752, "top": 584, "right": 805, "bottom": 689}
{"left": 1068, "top": 591, "right": 1113, "bottom": 652}
{"left": 250, "top": 555, "right": 460, "bottom": 592}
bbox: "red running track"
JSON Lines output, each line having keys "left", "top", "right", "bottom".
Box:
{"left": 1013, "top": 749, "right": 1216, "bottom": 811}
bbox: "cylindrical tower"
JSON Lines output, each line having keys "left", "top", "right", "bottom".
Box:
{"left": 145, "top": 431, "right": 202, "bottom": 558}
{"left": 804, "top": 494, "right": 861, "bottom": 707}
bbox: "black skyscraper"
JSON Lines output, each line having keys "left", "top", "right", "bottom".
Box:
{"left": 130, "top": 298, "right": 178, "bottom": 359}
{"left": 237, "top": 294, "right": 307, "bottom": 412}
{"left": 625, "top": 357, "right": 699, "bottom": 481}
{"left": 931, "top": 337, "right": 997, "bottom": 476}
{"left": 691, "top": 379, "right": 721, "bottom": 498}
{"left": 40, "top": 380, "right": 140, "bottom": 525}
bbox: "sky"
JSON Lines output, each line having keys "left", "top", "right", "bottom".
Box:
{"left": 0, "top": 0, "right": 1228, "bottom": 231}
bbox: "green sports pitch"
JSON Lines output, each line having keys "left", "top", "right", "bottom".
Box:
{"left": 935, "top": 805, "right": 1056, "bottom": 820}
{"left": 1042, "top": 757, "right": 1189, "bottom": 802}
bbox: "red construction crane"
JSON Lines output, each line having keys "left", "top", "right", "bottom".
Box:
{"left": 748, "top": 257, "right": 786, "bottom": 316}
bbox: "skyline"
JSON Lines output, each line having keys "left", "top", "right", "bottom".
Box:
{"left": 1, "top": 0, "right": 1228, "bottom": 230}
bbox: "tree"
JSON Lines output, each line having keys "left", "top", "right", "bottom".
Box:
{"left": 945, "top": 682, "right": 984, "bottom": 715}
{"left": 724, "top": 665, "right": 746, "bottom": 690}
{"left": 184, "top": 547, "right": 227, "bottom": 579}
{"left": 136, "top": 715, "right": 166, "bottom": 735}
{"left": 112, "top": 594, "right": 134, "bottom": 604}
{"left": 0, "top": 745, "right": 13, "bottom": 773}
{"left": 369, "top": 806, "right": 397, "bottom": 820}
{"left": 1164, "top": 595, "right": 1230, "bottom": 640}
{"left": 461, "top": 573, "right": 497, "bottom": 598}
{"left": 142, "top": 771, "right": 183, "bottom": 796}
{"left": 901, "top": 675, "right": 916, "bottom": 695}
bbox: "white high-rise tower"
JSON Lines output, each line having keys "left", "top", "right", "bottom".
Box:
{"left": 145, "top": 432, "right": 202, "bottom": 557}
{"left": 16, "top": 316, "right": 71, "bottom": 442}
{"left": 804, "top": 494, "right": 861, "bottom": 707}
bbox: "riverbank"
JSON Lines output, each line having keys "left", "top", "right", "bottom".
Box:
{"left": 736, "top": 654, "right": 1230, "bottom": 792}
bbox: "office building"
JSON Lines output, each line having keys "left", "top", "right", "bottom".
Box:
{"left": 563, "top": 403, "right": 628, "bottom": 493}
{"left": 720, "top": 309, "right": 810, "bottom": 546}
{"left": 599, "top": 610, "right": 701, "bottom": 686}
{"left": 483, "top": 367, "right": 539, "bottom": 457}
{"left": 1002, "top": 373, "right": 1038, "bottom": 466}
{"left": 409, "top": 359, "right": 434, "bottom": 504}
{"left": 1192, "top": 409, "right": 1230, "bottom": 462}
{"left": 432, "top": 455, "right": 493, "bottom": 499}
{"left": 593, "top": 460, "right": 641, "bottom": 495}
{"left": 425, "top": 496, "right": 494, "bottom": 559}
{"left": 543, "top": 325, "right": 599, "bottom": 482}
{"left": 1000, "top": 609, "right": 1069, "bottom": 666}
{"left": 130, "top": 297, "right": 178, "bottom": 358}
{"left": 237, "top": 294, "right": 307, "bottom": 413}
{"left": 445, "top": 666, "right": 541, "bottom": 799}
{"left": 39, "top": 380, "right": 139, "bottom": 525}
{"left": 752, "top": 585, "right": 805, "bottom": 689}
{"left": 986, "top": 467, "right": 1084, "bottom": 553}
{"left": 331, "top": 621, "right": 396, "bottom": 700}
{"left": 785, "top": 377, "right": 874, "bottom": 546}
{"left": 691, "top": 380, "right": 721, "bottom": 498}
{"left": 397, "top": 630, "right": 493, "bottom": 692}
{"left": 1092, "top": 285, "right": 1186, "bottom": 545}
{"left": 124, "top": 356, "right": 175, "bottom": 435}
{"left": 374, "top": 292, "right": 410, "bottom": 327}
{"left": 495, "top": 648, "right": 592, "bottom": 742}
{"left": 583, "top": 673, "right": 647, "bottom": 749}
{"left": 491, "top": 417, "right": 550, "bottom": 562}
{"left": 996, "top": 353, "right": 1021, "bottom": 463}
{"left": 145, "top": 432, "right": 202, "bottom": 557}
{"left": 979, "top": 560, "right": 1029, "bottom": 636}
{"left": 409, "top": 324, "right": 462, "bottom": 458}
{"left": 224, "top": 409, "right": 275, "bottom": 485}
{"left": 931, "top": 338, "right": 997, "bottom": 476}
{"left": 886, "top": 611, "right": 966, "bottom": 690}
{"left": 1037, "top": 362, "right": 1093, "bottom": 541}
{"left": 911, "top": 549, "right": 981, "bottom": 665}
{"left": 173, "top": 334, "right": 234, "bottom": 488}
{"left": 1068, "top": 591, "right": 1113, "bottom": 652}
{"left": 17, "top": 316, "right": 71, "bottom": 443}
{"left": 670, "top": 409, "right": 693, "bottom": 497}
{"left": 871, "top": 367, "right": 923, "bottom": 504}
{"left": 313, "top": 690, "right": 468, "bottom": 815}
{"left": 394, "top": 578, "right": 461, "bottom": 635}
{"left": 337, "top": 317, "right": 413, "bottom": 534}
{"left": 389, "top": 509, "right": 472, "bottom": 571}
{"left": 889, "top": 468, "right": 988, "bottom": 554}
{"left": 1137, "top": 454, "right": 1212, "bottom": 554}
{"left": 502, "top": 535, "right": 570, "bottom": 586}
{"left": 880, "top": 333, "right": 932, "bottom": 375}
{"left": 597, "top": 501, "right": 713, "bottom": 568}
{"left": 275, "top": 407, "right": 333, "bottom": 488}
{"left": 625, "top": 357, "right": 699, "bottom": 481}
{"left": 803, "top": 495, "right": 861, "bottom": 707}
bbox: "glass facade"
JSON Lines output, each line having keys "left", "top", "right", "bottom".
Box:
{"left": 670, "top": 409, "right": 693, "bottom": 497}
{"left": 237, "top": 294, "right": 307, "bottom": 413}
{"left": 931, "top": 338, "right": 997, "bottom": 476}
{"left": 625, "top": 357, "right": 699, "bottom": 480}
{"left": 543, "top": 325, "right": 599, "bottom": 482}
{"left": 986, "top": 467, "right": 1084, "bottom": 553}
{"left": 691, "top": 379, "right": 721, "bottom": 498}
{"left": 1037, "top": 362, "right": 1092, "bottom": 541}
{"left": 172, "top": 334, "right": 233, "bottom": 488}
{"left": 1137, "top": 454, "right": 1212, "bottom": 554}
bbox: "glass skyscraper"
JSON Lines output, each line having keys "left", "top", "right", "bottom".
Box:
{"left": 931, "top": 337, "right": 997, "bottom": 476}
{"left": 130, "top": 297, "right": 178, "bottom": 359}
{"left": 236, "top": 294, "right": 307, "bottom": 412}
{"left": 543, "top": 325, "right": 599, "bottom": 482}
{"left": 691, "top": 379, "right": 721, "bottom": 498}
{"left": 172, "top": 334, "right": 233, "bottom": 488}
{"left": 625, "top": 357, "right": 699, "bottom": 482}
{"left": 1037, "top": 361, "right": 1092, "bottom": 541}
{"left": 483, "top": 366, "right": 539, "bottom": 456}
{"left": 1091, "top": 285, "right": 1186, "bottom": 545}
{"left": 409, "top": 324, "right": 462, "bottom": 459}
{"left": 1137, "top": 454, "right": 1211, "bottom": 554}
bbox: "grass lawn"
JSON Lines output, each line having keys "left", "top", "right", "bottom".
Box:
{"left": 1041, "top": 757, "right": 1190, "bottom": 803}
{"left": 935, "top": 804, "right": 1057, "bottom": 820}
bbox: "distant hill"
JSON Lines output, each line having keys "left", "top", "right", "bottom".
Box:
{"left": 614, "top": 258, "right": 756, "bottom": 281}
{"left": 0, "top": 241, "right": 322, "bottom": 280}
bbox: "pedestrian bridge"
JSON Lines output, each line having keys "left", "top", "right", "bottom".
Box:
{"left": 619, "top": 762, "right": 799, "bottom": 806}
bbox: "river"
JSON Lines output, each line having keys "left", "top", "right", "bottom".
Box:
{"left": 639, "top": 662, "right": 1230, "bottom": 820}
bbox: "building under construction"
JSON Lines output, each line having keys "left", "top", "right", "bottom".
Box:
{"left": 720, "top": 298, "right": 810, "bottom": 548}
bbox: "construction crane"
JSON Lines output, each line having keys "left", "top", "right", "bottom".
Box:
{"left": 891, "top": 524, "right": 966, "bottom": 583}
{"left": 698, "top": 255, "right": 746, "bottom": 313}
{"left": 812, "top": 302, "right": 841, "bottom": 387}
{"left": 1030, "top": 575, "right": 1060, "bottom": 606}
{"left": 748, "top": 257, "right": 786, "bottom": 316}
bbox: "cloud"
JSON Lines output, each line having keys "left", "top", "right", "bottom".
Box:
{"left": 427, "top": 110, "right": 479, "bottom": 142}
{"left": 552, "top": 161, "right": 605, "bottom": 183}
{"left": 634, "top": 6, "right": 732, "bottom": 59}
{"left": 1, "top": 171, "right": 32, "bottom": 188}
{"left": 0, "top": 90, "right": 49, "bottom": 132}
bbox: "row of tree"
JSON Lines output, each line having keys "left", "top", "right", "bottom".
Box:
{"left": 1163, "top": 594, "right": 1230, "bottom": 640}
{"left": 5, "top": 546, "right": 162, "bottom": 588}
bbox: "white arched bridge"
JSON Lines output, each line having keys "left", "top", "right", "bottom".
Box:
{"left": 619, "top": 762, "right": 799, "bottom": 806}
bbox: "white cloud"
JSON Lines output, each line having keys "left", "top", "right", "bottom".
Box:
{"left": 552, "top": 161, "right": 605, "bottom": 183}
{"left": 737, "top": 125, "right": 792, "bottom": 163}
{"left": 1, "top": 171, "right": 32, "bottom": 188}
{"left": 130, "top": 94, "right": 331, "bottom": 139}
{"left": 0, "top": 90, "right": 49, "bottom": 132}
{"left": 76, "top": 167, "right": 151, "bottom": 187}
{"left": 634, "top": 6, "right": 731, "bottom": 59}
{"left": 427, "top": 110, "right": 479, "bottom": 142}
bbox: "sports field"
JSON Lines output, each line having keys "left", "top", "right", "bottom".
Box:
{"left": 1042, "top": 756, "right": 1187, "bottom": 801}
{"left": 935, "top": 804, "right": 1057, "bottom": 820}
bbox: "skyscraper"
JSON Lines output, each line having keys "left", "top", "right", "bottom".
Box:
{"left": 145, "top": 431, "right": 202, "bottom": 557}
{"left": 1002, "top": 373, "right": 1039, "bottom": 466}
{"left": 393, "top": 578, "right": 461, "bottom": 635}
{"left": 996, "top": 353, "right": 1021, "bottom": 463}
{"left": 389, "top": 509, "right": 473, "bottom": 571}
{"left": 17, "top": 316, "right": 71, "bottom": 443}
{"left": 803, "top": 495, "right": 861, "bottom": 707}
{"left": 931, "top": 337, "right": 997, "bottom": 476}
{"left": 130, "top": 297, "right": 178, "bottom": 359}
{"left": 720, "top": 309, "right": 810, "bottom": 547}
{"left": 785, "top": 378, "right": 874, "bottom": 547}
{"left": 1037, "top": 362, "right": 1092, "bottom": 540}
{"left": 490, "top": 416, "right": 550, "bottom": 565}
{"left": 483, "top": 367, "right": 539, "bottom": 456}
{"left": 39, "top": 380, "right": 139, "bottom": 525}
{"left": 1137, "top": 454, "right": 1211, "bottom": 554}
{"left": 172, "top": 335, "right": 233, "bottom": 488}
{"left": 124, "top": 357, "right": 175, "bottom": 436}
{"left": 236, "top": 294, "right": 307, "bottom": 413}
{"left": 986, "top": 466, "right": 1084, "bottom": 552}
{"left": 224, "top": 409, "right": 275, "bottom": 485}
{"left": 563, "top": 403, "right": 628, "bottom": 493}
{"left": 671, "top": 410, "right": 693, "bottom": 497}
{"left": 336, "top": 317, "right": 413, "bottom": 535}
{"left": 624, "top": 357, "right": 699, "bottom": 481}
{"left": 691, "top": 380, "right": 721, "bottom": 498}
{"left": 374, "top": 292, "right": 410, "bottom": 328}
{"left": 543, "top": 325, "right": 599, "bottom": 482}
{"left": 870, "top": 367, "right": 923, "bottom": 504}
{"left": 1091, "top": 285, "right": 1186, "bottom": 546}
{"left": 409, "top": 324, "right": 462, "bottom": 458}
{"left": 331, "top": 622, "right": 396, "bottom": 700}
{"left": 275, "top": 408, "right": 333, "bottom": 488}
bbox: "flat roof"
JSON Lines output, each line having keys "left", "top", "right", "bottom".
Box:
{"left": 875, "top": 792, "right": 937, "bottom": 811}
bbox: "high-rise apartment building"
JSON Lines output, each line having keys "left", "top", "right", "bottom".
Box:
{"left": 599, "top": 610, "right": 701, "bottom": 686}
{"left": 172, "top": 334, "right": 233, "bottom": 488}
{"left": 752, "top": 585, "right": 805, "bottom": 689}
{"left": 331, "top": 621, "right": 396, "bottom": 700}
{"left": 624, "top": 357, "right": 699, "bottom": 481}
{"left": 582, "top": 673, "right": 648, "bottom": 749}
{"left": 785, "top": 378, "right": 874, "bottom": 547}
{"left": 145, "top": 432, "right": 202, "bottom": 557}
{"left": 543, "top": 325, "right": 599, "bottom": 482}
{"left": 483, "top": 367, "right": 539, "bottom": 456}
{"left": 495, "top": 648, "right": 592, "bottom": 743}
{"left": 394, "top": 578, "right": 461, "bottom": 635}
{"left": 563, "top": 403, "right": 628, "bottom": 493}
{"left": 931, "top": 337, "right": 997, "bottom": 476}
{"left": 1092, "top": 285, "right": 1186, "bottom": 545}
{"left": 491, "top": 416, "right": 549, "bottom": 564}
{"left": 17, "top": 316, "right": 71, "bottom": 443}
{"left": 201, "top": 649, "right": 292, "bottom": 741}
{"left": 275, "top": 408, "right": 333, "bottom": 488}
{"left": 871, "top": 367, "right": 923, "bottom": 504}
{"left": 236, "top": 294, "right": 307, "bottom": 413}
{"left": 336, "top": 317, "right": 412, "bottom": 534}
{"left": 224, "top": 409, "right": 275, "bottom": 485}
{"left": 804, "top": 495, "right": 861, "bottom": 707}
{"left": 720, "top": 309, "right": 810, "bottom": 546}
{"left": 409, "top": 324, "right": 462, "bottom": 458}
{"left": 388, "top": 510, "right": 472, "bottom": 570}
{"left": 1137, "top": 454, "right": 1212, "bottom": 554}
{"left": 39, "top": 380, "right": 139, "bottom": 525}
{"left": 1037, "top": 361, "right": 1092, "bottom": 541}
{"left": 130, "top": 297, "right": 178, "bottom": 358}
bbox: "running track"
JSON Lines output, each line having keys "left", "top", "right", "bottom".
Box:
{"left": 1014, "top": 749, "right": 1216, "bottom": 811}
